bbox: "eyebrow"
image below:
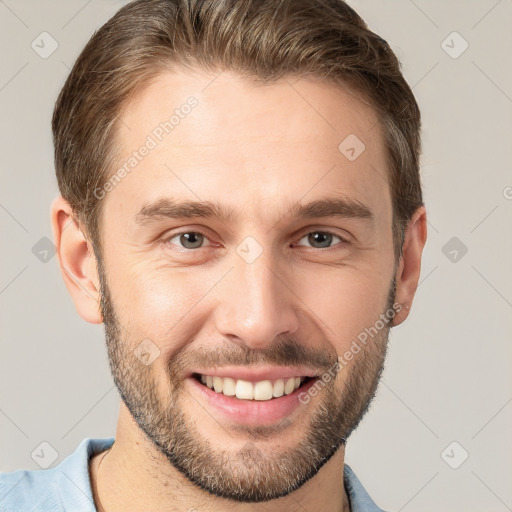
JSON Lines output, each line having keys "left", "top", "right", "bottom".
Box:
{"left": 135, "top": 196, "right": 374, "bottom": 226}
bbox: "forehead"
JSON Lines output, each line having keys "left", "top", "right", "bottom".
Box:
{"left": 105, "top": 68, "right": 390, "bottom": 228}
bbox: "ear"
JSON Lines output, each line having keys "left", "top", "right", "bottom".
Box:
{"left": 50, "top": 196, "right": 103, "bottom": 324}
{"left": 392, "top": 205, "right": 427, "bottom": 327}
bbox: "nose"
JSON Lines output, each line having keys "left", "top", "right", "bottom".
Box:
{"left": 213, "top": 247, "right": 300, "bottom": 350}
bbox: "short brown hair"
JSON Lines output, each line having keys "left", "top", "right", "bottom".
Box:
{"left": 52, "top": 0, "right": 423, "bottom": 260}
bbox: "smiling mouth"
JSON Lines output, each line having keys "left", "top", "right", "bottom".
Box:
{"left": 192, "top": 373, "right": 316, "bottom": 401}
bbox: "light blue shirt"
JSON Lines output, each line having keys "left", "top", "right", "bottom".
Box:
{"left": 0, "top": 437, "right": 388, "bottom": 511}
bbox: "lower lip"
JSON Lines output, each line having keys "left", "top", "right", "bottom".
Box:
{"left": 187, "top": 376, "right": 318, "bottom": 426}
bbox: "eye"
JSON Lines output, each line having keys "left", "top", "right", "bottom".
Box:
{"left": 165, "top": 231, "right": 212, "bottom": 250}
{"left": 163, "top": 229, "right": 348, "bottom": 252}
{"left": 294, "top": 231, "right": 347, "bottom": 249}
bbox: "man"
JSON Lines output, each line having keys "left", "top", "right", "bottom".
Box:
{"left": 0, "top": 0, "right": 427, "bottom": 510}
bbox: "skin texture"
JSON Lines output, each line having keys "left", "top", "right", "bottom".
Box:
{"left": 51, "top": 68, "right": 427, "bottom": 512}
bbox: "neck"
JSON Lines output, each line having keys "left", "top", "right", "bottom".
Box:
{"left": 90, "top": 403, "right": 350, "bottom": 512}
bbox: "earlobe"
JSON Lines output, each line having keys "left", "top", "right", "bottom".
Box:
{"left": 50, "top": 196, "right": 103, "bottom": 324}
{"left": 391, "top": 205, "right": 427, "bottom": 327}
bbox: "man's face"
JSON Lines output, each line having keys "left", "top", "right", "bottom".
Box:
{"left": 97, "top": 69, "right": 397, "bottom": 502}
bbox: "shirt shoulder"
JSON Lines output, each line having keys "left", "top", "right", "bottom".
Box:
{"left": 0, "top": 437, "right": 115, "bottom": 512}
{"left": 343, "top": 463, "right": 391, "bottom": 512}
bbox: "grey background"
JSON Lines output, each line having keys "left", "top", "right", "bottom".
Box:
{"left": 1, "top": 1, "right": 511, "bottom": 511}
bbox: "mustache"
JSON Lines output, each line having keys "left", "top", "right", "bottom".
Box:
{"left": 168, "top": 337, "right": 337, "bottom": 376}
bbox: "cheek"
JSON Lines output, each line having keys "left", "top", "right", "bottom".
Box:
{"left": 299, "top": 267, "right": 391, "bottom": 350}
{"left": 111, "top": 262, "right": 216, "bottom": 353}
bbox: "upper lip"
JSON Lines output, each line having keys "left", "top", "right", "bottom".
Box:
{"left": 187, "top": 366, "right": 320, "bottom": 382}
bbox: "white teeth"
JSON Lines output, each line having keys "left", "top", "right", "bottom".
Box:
{"left": 222, "top": 377, "right": 236, "bottom": 396}
{"left": 213, "top": 376, "right": 223, "bottom": 393}
{"left": 273, "top": 378, "right": 284, "bottom": 398}
{"left": 254, "top": 380, "right": 273, "bottom": 401}
{"left": 235, "top": 379, "right": 254, "bottom": 400}
{"left": 284, "top": 377, "right": 296, "bottom": 395}
{"left": 198, "top": 374, "right": 306, "bottom": 401}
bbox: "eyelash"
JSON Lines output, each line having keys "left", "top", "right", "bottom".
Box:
{"left": 163, "top": 229, "right": 349, "bottom": 251}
